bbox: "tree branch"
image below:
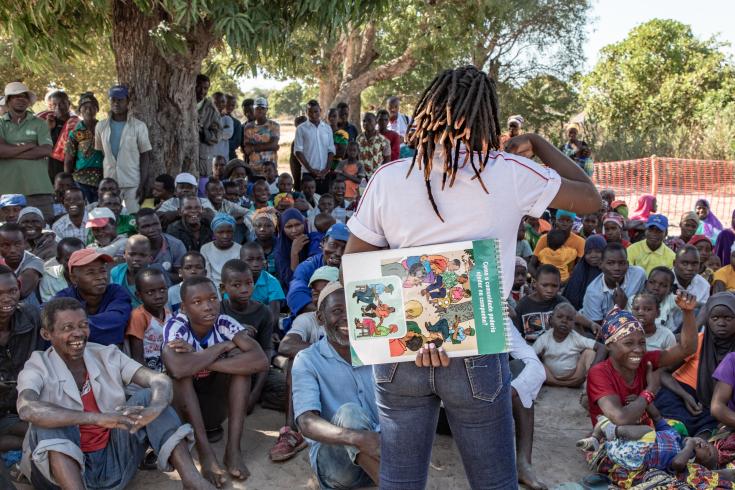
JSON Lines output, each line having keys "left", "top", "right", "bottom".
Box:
{"left": 334, "top": 47, "right": 416, "bottom": 100}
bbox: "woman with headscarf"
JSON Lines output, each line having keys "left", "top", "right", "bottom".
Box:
{"left": 665, "top": 212, "right": 700, "bottom": 254}
{"left": 586, "top": 291, "right": 698, "bottom": 429}
{"left": 252, "top": 207, "right": 279, "bottom": 275}
{"left": 652, "top": 293, "right": 735, "bottom": 437}
{"left": 695, "top": 199, "right": 723, "bottom": 241}
{"left": 65, "top": 92, "right": 102, "bottom": 203}
{"left": 274, "top": 208, "right": 309, "bottom": 289}
{"left": 714, "top": 210, "right": 735, "bottom": 266}
{"left": 563, "top": 235, "right": 606, "bottom": 310}
{"left": 629, "top": 194, "right": 657, "bottom": 222}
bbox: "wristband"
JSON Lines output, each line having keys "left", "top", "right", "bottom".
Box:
{"left": 640, "top": 390, "right": 655, "bottom": 405}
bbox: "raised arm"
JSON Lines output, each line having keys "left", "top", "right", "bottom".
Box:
{"left": 659, "top": 292, "right": 698, "bottom": 368}
{"left": 506, "top": 133, "right": 602, "bottom": 215}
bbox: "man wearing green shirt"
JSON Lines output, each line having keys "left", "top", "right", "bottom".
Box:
{"left": 0, "top": 82, "right": 54, "bottom": 220}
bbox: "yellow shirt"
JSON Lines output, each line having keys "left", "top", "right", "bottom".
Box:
{"left": 537, "top": 246, "right": 578, "bottom": 282}
{"left": 626, "top": 240, "right": 675, "bottom": 276}
{"left": 713, "top": 265, "right": 735, "bottom": 291}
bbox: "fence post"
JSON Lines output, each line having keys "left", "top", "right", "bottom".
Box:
{"left": 650, "top": 155, "right": 658, "bottom": 196}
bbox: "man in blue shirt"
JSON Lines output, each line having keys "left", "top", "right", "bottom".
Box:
{"left": 292, "top": 282, "right": 380, "bottom": 488}
{"left": 285, "top": 223, "right": 348, "bottom": 331}
{"left": 53, "top": 248, "right": 132, "bottom": 345}
{"left": 581, "top": 243, "right": 647, "bottom": 323}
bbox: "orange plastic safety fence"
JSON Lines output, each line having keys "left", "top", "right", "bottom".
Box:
{"left": 593, "top": 157, "right": 735, "bottom": 224}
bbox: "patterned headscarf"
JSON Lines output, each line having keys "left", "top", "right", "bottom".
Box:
{"left": 274, "top": 193, "right": 294, "bottom": 208}
{"left": 333, "top": 129, "right": 349, "bottom": 146}
{"left": 601, "top": 306, "right": 644, "bottom": 345}
{"left": 252, "top": 206, "right": 278, "bottom": 229}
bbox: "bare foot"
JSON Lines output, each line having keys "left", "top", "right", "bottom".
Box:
{"left": 517, "top": 459, "right": 548, "bottom": 490}
{"left": 183, "top": 477, "right": 218, "bottom": 490}
{"left": 199, "top": 455, "right": 227, "bottom": 488}
{"left": 224, "top": 447, "right": 250, "bottom": 481}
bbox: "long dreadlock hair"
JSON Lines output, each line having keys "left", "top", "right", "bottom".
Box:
{"left": 406, "top": 66, "right": 501, "bottom": 222}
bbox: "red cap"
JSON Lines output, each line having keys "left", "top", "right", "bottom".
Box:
{"left": 67, "top": 249, "right": 113, "bottom": 272}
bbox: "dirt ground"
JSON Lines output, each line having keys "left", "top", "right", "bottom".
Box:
{"left": 15, "top": 385, "right": 589, "bottom": 489}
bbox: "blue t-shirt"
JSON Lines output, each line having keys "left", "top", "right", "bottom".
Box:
{"left": 251, "top": 271, "right": 285, "bottom": 305}
{"left": 109, "top": 120, "right": 126, "bottom": 159}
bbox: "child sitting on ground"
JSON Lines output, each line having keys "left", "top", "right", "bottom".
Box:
{"left": 240, "top": 242, "right": 285, "bottom": 323}
{"left": 533, "top": 303, "right": 601, "bottom": 387}
{"left": 126, "top": 267, "right": 172, "bottom": 372}
{"left": 168, "top": 251, "right": 207, "bottom": 313}
{"left": 162, "top": 276, "right": 269, "bottom": 485}
{"left": 307, "top": 194, "right": 336, "bottom": 230}
{"left": 640, "top": 266, "right": 678, "bottom": 332}
{"left": 201, "top": 213, "right": 241, "bottom": 286}
{"left": 510, "top": 256, "right": 531, "bottom": 307}
{"left": 537, "top": 228, "right": 578, "bottom": 284}
{"left": 220, "top": 259, "right": 286, "bottom": 414}
{"left": 516, "top": 221, "right": 533, "bottom": 264}
{"left": 631, "top": 292, "right": 675, "bottom": 351}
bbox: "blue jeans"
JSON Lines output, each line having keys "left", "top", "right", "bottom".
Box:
{"left": 315, "top": 403, "right": 376, "bottom": 489}
{"left": 374, "top": 353, "right": 516, "bottom": 489}
{"left": 28, "top": 388, "right": 193, "bottom": 490}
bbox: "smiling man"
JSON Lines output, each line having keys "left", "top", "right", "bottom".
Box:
{"left": 292, "top": 282, "right": 380, "bottom": 488}
{"left": 53, "top": 249, "right": 132, "bottom": 346}
{"left": 627, "top": 214, "right": 676, "bottom": 276}
{"left": 15, "top": 296, "right": 213, "bottom": 490}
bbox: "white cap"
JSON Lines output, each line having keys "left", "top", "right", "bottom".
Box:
{"left": 175, "top": 173, "right": 198, "bottom": 187}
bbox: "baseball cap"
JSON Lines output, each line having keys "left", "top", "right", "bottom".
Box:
{"left": 325, "top": 223, "right": 350, "bottom": 242}
{"left": 67, "top": 249, "right": 113, "bottom": 272}
{"left": 610, "top": 200, "right": 627, "bottom": 210}
{"left": 0, "top": 194, "right": 26, "bottom": 208}
{"left": 86, "top": 207, "right": 116, "bottom": 228}
{"left": 254, "top": 97, "right": 268, "bottom": 108}
{"left": 646, "top": 214, "right": 668, "bottom": 231}
{"left": 309, "top": 266, "right": 340, "bottom": 286}
{"left": 317, "top": 281, "right": 344, "bottom": 311}
{"left": 174, "top": 173, "right": 198, "bottom": 187}
{"left": 108, "top": 85, "right": 129, "bottom": 99}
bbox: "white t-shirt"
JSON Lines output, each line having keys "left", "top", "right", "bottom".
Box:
{"left": 645, "top": 326, "right": 676, "bottom": 351}
{"left": 201, "top": 242, "right": 242, "bottom": 286}
{"left": 532, "top": 329, "right": 596, "bottom": 379}
{"left": 288, "top": 311, "right": 324, "bottom": 344}
{"left": 347, "top": 148, "right": 561, "bottom": 297}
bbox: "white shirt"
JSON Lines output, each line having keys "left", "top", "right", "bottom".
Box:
{"left": 201, "top": 242, "right": 242, "bottom": 286}
{"left": 293, "top": 120, "right": 336, "bottom": 174}
{"left": 533, "top": 329, "right": 596, "bottom": 379}
{"left": 645, "top": 326, "right": 676, "bottom": 351}
{"left": 214, "top": 114, "right": 234, "bottom": 159}
{"left": 51, "top": 213, "right": 88, "bottom": 241}
{"left": 289, "top": 311, "right": 324, "bottom": 345}
{"left": 387, "top": 113, "right": 411, "bottom": 138}
{"left": 95, "top": 114, "right": 152, "bottom": 188}
{"left": 347, "top": 148, "right": 561, "bottom": 298}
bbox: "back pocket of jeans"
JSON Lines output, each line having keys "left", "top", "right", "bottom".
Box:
{"left": 373, "top": 363, "right": 398, "bottom": 384}
{"left": 464, "top": 354, "right": 507, "bottom": 403}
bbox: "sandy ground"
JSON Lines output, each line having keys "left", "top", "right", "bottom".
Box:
{"left": 13, "top": 385, "right": 590, "bottom": 489}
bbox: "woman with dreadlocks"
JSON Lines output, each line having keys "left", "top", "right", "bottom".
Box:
{"left": 344, "top": 66, "right": 601, "bottom": 489}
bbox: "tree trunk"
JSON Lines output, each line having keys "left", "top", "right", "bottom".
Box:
{"left": 111, "top": 1, "right": 216, "bottom": 193}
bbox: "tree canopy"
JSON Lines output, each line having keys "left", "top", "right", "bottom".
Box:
{"left": 581, "top": 19, "right": 735, "bottom": 160}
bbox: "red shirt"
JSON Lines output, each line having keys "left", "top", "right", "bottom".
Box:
{"left": 79, "top": 374, "right": 111, "bottom": 452}
{"left": 380, "top": 129, "right": 401, "bottom": 162}
{"left": 586, "top": 350, "right": 661, "bottom": 427}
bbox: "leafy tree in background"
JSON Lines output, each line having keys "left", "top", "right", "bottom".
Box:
{"left": 581, "top": 19, "right": 735, "bottom": 160}
{"left": 0, "top": 1, "right": 378, "bottom": 189}
{"left": 270, "top": 82, "right": 305, "bottom": 117}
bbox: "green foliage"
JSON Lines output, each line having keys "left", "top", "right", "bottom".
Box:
{"left": 581, "top": 19, "right": 735, "bottom": 160}
{"left": 270, "top": 82, "right": 305, "bottom": 117}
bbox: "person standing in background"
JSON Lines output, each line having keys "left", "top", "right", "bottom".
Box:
{"left": 242, "top": 97, "right": 280, "bottom": 179}
{"left": 65, "top": 92, "right": 103, "bottom": 204}
{"left": 386, "top": 96, "right": 411, "bottom": 140}
{"left": 94, "top": 85, "right": 152, "bottom": 213}
{"left": 37, "top": 91, "right": 78, "bottom": 184}
{"left": 0, "top": 82, "right": 54, "bottom": 220}
{"left": 294, "top": 101, "right": 334, "bottom": 195}
{"left": 226, "top": 94, "right": 242, "bottom": 161}
{"left": 195, "top": 74, "right": 221, "bottom": 185}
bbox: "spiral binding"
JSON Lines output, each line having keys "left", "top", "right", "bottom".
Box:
{"left": 489, "top": 238, "right": 512, "bottom": 353}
